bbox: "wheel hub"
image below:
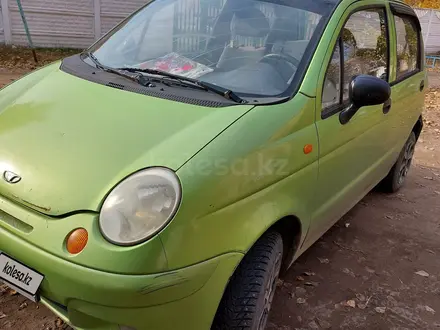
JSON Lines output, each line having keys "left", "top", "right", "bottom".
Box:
{"left": 398, "top": 138, "right": 415, "bottom": 185}
{"left": 258, "top": 252, "right": 282, "bottom": 330}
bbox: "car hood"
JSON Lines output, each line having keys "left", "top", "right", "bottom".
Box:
{"left": 0, "top": 63, "right": 253, "bottom": 216}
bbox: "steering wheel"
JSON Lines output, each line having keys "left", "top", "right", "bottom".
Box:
{"left": 118, "top": 37, "right": 139, "bottom": 62}
{"left": 260, "top": 53, "right": 300, "bottom": 68}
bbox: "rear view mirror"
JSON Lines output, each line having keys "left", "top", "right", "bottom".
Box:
{"left": 340, "top": 75, "right": 391, "bottom": 125}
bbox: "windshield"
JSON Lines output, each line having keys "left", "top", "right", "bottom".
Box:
{"left": 89, "top": 0, "right": 335, "bottom": 97}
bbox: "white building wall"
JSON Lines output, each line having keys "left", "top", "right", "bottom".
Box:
{"left": 100, "top": 0, "right": 145, "bottom": 36}
{"left": 9, "top": 0, "right": 95, "bottom": 48}
{"left": 0, "top": 0, "right": 147, "bottom": 48}
{"left": 0, "top": 0, "right": 6, "bottom": 44}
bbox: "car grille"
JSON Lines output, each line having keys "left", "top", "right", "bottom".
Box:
{"left": 0, "top": 209, "right": 33, "bottom": 233}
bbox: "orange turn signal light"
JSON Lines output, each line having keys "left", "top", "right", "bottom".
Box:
{"left": 303, "top": 144, "right": 313, "bottom": 155}
{"left": 66, "top": 228, "right": 88, "bottom": 254}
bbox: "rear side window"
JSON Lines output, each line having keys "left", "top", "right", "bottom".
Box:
{"left": 394, "top": 15, "right": 420, "bottom": 79}
{"left": 322, "top": 8, "right": 389, "bottom": 113}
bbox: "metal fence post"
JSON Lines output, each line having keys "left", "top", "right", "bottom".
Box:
{"left": 16, "top": 0, "right": 37, "bottom": 62}
{"left": 94, "top": 0, "right": 101, "bottom": 40}
{"left": 1, "top": 0, "right": 12, "bottom": 44}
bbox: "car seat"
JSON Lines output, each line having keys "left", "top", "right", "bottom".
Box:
{"left": 216, "top": 6, "right": 270, "bottom": 71}
{"left": 266, "top": 14, "right": 309, "bottom": 65}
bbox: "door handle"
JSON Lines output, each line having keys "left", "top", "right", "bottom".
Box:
{"left": 420, "top": 80, "right": 425, "bottom": 92}
{"left": 383, "top": 99, "right": 392, "bottom": 114}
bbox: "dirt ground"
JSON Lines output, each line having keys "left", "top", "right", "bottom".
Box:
{"left": 0, "top": 48, "right": 440, "bottom": 330}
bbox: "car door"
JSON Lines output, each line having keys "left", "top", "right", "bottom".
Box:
{"left": 388, "top": 3, "right": 425, "bottom": 155}
{"left": 308, "top": 2, "right": 394, "bottom": 242}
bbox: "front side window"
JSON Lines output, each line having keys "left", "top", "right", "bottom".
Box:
{"left": 87, "top": 0, "right": 338, "bottom": 98}
{"left": 395, "top": 15, "right": 420, "bottom": 79}
{"left": 322, "top": 8, "right": 389, "bottom": 111}
{"left": 342, "top": 10, "right": 388, "bottom": 101}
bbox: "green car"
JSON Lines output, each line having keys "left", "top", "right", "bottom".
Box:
{"left": 0, "top": 0, "right": 425, "bottom": 329}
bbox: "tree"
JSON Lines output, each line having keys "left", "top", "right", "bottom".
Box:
{"left": 404, "top": 0, "right": 440, "bottom": 9}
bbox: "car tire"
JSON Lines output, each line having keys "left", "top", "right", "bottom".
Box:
{"left": 380, "top": 132, "right": 417, "bottom": 193}
{"left": 212, "top": 231, "right": 283, "bottom": 330}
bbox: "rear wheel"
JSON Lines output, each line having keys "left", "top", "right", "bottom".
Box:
{"left": 381, "top": 132, "right": 417, "bottom": 193}
{"left": 212, "top": 231, "right": 283, "bottom": 330}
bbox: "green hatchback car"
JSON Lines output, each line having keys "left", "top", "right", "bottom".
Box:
{"left": 0, "top": 0, "right": 425, "bottom": 329}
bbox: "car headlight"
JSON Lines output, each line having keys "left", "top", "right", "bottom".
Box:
{"left": 99, "top": 167, "right": 181, "bottom": 246}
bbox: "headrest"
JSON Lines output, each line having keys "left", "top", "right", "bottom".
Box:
{"left": 231, "top": 7, "right": 270, "bottom": 38}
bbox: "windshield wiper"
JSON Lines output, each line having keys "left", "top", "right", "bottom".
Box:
{"left": 199, "top": 80, "right": 246, "bottom": 104}
{"left": 85, "top": 52, "right": 149, "bottom": 86}
{"left": 85, "top": 56, "right": 245, "bottom": 103}
{"left": 117, "top": 67, "right": 246, "bottom": 104}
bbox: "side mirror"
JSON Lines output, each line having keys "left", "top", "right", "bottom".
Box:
{"left": 339, "top": 75, "right": 391, "bottom": 125}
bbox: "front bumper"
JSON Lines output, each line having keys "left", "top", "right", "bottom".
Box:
{"left": 1, "top": 225, "right": 242, "bottom": 329}
{"left": 42, "top": 252, "right": 241, "bottom": 330}
{"left": 0, "top": 198, "right": 243, "bottom": 329}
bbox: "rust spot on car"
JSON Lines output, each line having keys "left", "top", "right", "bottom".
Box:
{"left": 22, "top": 200, "right": 52, "bottom": 212}
{"left": 7, "top": 194, "right": 52, "bottom": 212}
{"left": 9, "top": 195, "right": 51, "bottom": 212}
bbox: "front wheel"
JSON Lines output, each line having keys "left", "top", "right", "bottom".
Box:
{"left": 380, "top": 132, "right": 417, "bottom": 193}
{"left": 212, "top": 231, "right": 283, "bottom": 330}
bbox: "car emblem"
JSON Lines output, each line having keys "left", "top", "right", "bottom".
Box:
{"left": 3, "top": 171, "right": 21, "bottom": 184}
